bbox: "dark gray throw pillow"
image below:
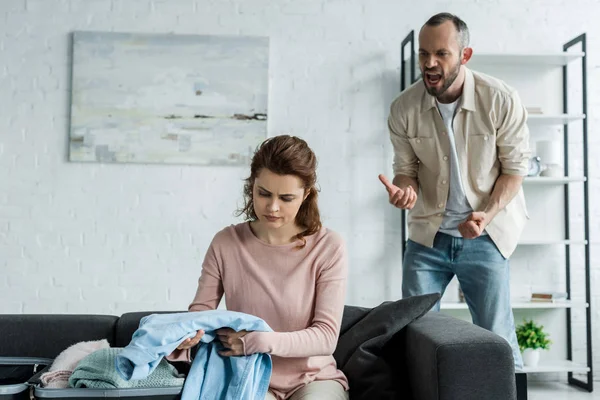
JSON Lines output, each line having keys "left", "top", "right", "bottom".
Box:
{"left": 334, "top": 293, "right": 441, "bottom": 400}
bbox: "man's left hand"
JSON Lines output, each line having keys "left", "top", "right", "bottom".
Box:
{"left": 216, "top": 328, "right": 249, "bottom": 357}
{"left": 458, "top": 211, "right": 488, "bottom": 239}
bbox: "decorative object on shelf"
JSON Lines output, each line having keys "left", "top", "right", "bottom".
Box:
{"left": 516, "top": 319, "right": 552, "bottom": 367}
{"left": 536, "top": 140, "right": 563, "bottom": 177}
{"left": 527, "top": 156, "right": 544, "bottom": 176}
{"left": 530, "top": 291, "right": 568, "bottom": 302}
{"left": 526, "top": 106, "right": 544, "bottom": 114}
{"left": 68, "top": 31, "right": 269, "bottom": 166}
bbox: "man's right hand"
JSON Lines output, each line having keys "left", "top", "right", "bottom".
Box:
{"left": 378, "top": 174, "right": 417, "bottom": 210}
{"left": 176, "top": 330, "right": 204, "bottom": 350}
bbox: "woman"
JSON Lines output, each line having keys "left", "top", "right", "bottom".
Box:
{"left": 168, "top": 135, "right": 349, "bottom": 400}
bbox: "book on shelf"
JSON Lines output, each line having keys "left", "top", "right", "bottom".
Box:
{"left": 530, "top": 292, "right": 568, "bottom": 302}
{"left": 526, "top": 106, "right": 544, "bottom": 114}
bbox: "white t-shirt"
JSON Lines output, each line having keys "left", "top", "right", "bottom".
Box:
{"left": 436, "top": 98, "right": 477, "bottom": 236}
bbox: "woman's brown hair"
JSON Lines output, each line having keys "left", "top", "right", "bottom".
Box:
{"left": 236, "top": 135, "right": 321, "bottom": 248}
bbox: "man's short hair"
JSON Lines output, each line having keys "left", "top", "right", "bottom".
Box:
{"left": 424, "top": 12, "right": 470, "bottom": 50}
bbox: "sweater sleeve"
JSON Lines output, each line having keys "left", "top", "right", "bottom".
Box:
{"left": 188, "top": 240, "right": 224, "bottom": 312}
{"left": 241, "top": 240, "right": 348, "bottom": 358}
{"left": 166, "top": 237, "right": 224, "bottom": 362}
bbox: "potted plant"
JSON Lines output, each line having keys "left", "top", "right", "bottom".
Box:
{"left": 516, "top": 319, "right": 551, "bottom": 367}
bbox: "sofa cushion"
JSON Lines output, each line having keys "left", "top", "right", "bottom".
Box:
{"left": 0, "top": 314, "right": 118, "bottom": 358}
{"left": 333, "top": 293, "right": 441, "bottom": 400}
{"left": 115, "top": 311, "right": 183, "bottom": 347}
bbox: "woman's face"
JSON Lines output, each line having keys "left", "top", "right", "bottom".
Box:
{"left": 252, "top": 168, "right": 307, "bottom": 230}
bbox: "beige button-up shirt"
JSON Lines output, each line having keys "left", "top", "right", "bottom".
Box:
{"left": 387, "top": 67, "right": 531, "bottom": 258}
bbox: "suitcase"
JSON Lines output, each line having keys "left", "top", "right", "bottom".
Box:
{"left": 30, "top": 348, "right": 184, "bottom": 400}
{"left": 0, "top": 357, "right": 52, "bottom": 400}
{"left": 1, "top": 313, "right": 186, "bottom": 399}
{"left": 32, "top": 386, "right": 183, "bottom": 400}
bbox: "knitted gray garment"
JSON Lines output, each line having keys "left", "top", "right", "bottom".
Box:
{"left": 69, "top": 348, "right": 185, "bottom": 389}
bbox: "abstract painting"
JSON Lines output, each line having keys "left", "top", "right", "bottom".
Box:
{"left": 69, "top": 31, "right": 269, "bottom": 165}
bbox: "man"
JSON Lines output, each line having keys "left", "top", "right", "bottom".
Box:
{"left": 380, "top": 12, "right": 530, "bottom": 370}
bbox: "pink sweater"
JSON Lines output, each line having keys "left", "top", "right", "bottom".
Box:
{"left": 168, "top": 222, "right": 349, "bottom": 399}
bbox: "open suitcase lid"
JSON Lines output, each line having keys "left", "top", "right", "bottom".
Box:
{"left": 0, "top": 358, "right": 53, "bottom": 367}
{"left": 0, "top": 357, "right": 53, "bottom": 397}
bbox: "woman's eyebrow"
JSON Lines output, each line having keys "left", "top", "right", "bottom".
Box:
{"left": 258, "top": 186, "right": 296, "bottom": 197}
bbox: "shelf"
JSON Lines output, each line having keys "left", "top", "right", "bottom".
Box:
{"left": 518, "top": 240, "right": 588, "bottom": 245}
{"left": 524, "top": 176, "right": 586, "bottom": 184}
{"left": 409, "top": 52, "right": 585, "bottom": 71}
{"left": 468, "top": 52, "right": 586, "bottom": 66}
{"left": 522, "top": 360, "right": 590, "bottom": 373}
{"left": 527, "top": 114, "right": 586, "bottom": 125}
{"left": 440, "top": 300, "right": 587, "bottom": 310}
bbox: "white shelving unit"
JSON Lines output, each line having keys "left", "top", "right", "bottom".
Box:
{"left": 466, "top": 52, "right": 586, "bottom": 66}
{"left": 518, "top": 239, "right": 588, "bottom": 246}
{"left": 441, "top": 298, "right": 590, "bottom": 375}
{"left": 400, "top": 31, "right": 593, "bottom": 391}
{"left": 527, "top": 114, "right": 586, "bottom": 125}
{"left": 524, "top": 176, "right": 586, "bottom": 185}
{"left": 410, "top": 52, "right": 585, "bottom": 69}
{"left": 523, "top": 361, "right": 590, "bottom": 374}
{"left": 440, "top": 300, "right": 588, "bottom": 310}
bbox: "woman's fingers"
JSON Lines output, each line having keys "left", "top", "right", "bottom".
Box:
{"left": 177, "top": 330, "right": 205, "bottom": 349}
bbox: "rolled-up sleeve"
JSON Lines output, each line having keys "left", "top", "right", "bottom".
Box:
{"left": 388, "top": 102, "right": 418, "bottom": 178}
{"left": 496, "top": 90, "right": 531, "bottom": 175}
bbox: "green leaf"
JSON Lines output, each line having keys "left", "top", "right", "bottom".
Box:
{"left": 515, "top": 319, "right": 552, "bottom": 351}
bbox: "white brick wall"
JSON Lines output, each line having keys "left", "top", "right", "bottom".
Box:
{"left": 1, "top": 0, "right": 599, "bottom": 380}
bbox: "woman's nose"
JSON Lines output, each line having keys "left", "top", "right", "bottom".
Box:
{"left": 267, "top": 200, "right": 279, "bottom": 212}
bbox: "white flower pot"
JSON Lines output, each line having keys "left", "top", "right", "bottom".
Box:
{"left": 522, "top": 348, "right": 541, "bottom": 367}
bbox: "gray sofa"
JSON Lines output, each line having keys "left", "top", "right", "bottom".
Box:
{"left": 0, "top": 307, "right": 518, "bottom": 399}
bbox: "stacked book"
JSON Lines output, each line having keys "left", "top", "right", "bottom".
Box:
{"left": 530, "top": 292, "right": 568, "bottom": 302}
{"left": 526, "top": 106, "right": 544, "bottom": 114}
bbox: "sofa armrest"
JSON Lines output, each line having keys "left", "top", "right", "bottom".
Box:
{"left": 404, "top": 312, "right": 516, "bottom": 400}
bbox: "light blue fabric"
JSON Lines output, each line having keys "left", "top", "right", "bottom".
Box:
{"left": 115, "top": 310, "right": 273, "bottom": 400}
{"left": 402, "top": 232, "right": 523, "bottom": 370}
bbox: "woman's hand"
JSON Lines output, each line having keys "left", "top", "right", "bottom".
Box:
{"left": 217, "top": 328, "right": 249, "bottom": 356}
{"left": 176, "top": 330, "right": 204, "bottom": 350}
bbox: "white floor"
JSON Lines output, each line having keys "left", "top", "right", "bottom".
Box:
{"left": 529, "top": 382, "right": 599, "bottom": 399}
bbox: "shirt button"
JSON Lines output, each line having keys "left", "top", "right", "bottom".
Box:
{"left": 484, "top": 135, "right": 489, "bottom": 141}
{"left": 443, "top": 155, "right": 449, "bottom": 161}
{"left": 438, "top": 203, "right": 443, "bottom": 208}
{"left": 441, "top": 131, "right": 447, "bottom": 135}
{"left": 437, "top": 213, "right": 443, "bottom": 217}
{"left": 416, "top": 138, "right": 421, "bottom": 143}
{"left": 442, "top": 179, "right": 447, "bottom": 184}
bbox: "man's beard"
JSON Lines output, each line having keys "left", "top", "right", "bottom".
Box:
{"left": 423, "top": 61, "right": 461, "bottom": 98}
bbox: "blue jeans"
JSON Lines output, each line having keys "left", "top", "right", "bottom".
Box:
{"left": 402, "top": 232, "right": 523, "bottom": 370}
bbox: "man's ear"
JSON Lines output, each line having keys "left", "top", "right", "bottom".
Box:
{"left": 461, "top": 47, "right": 473, "bottom": 65}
